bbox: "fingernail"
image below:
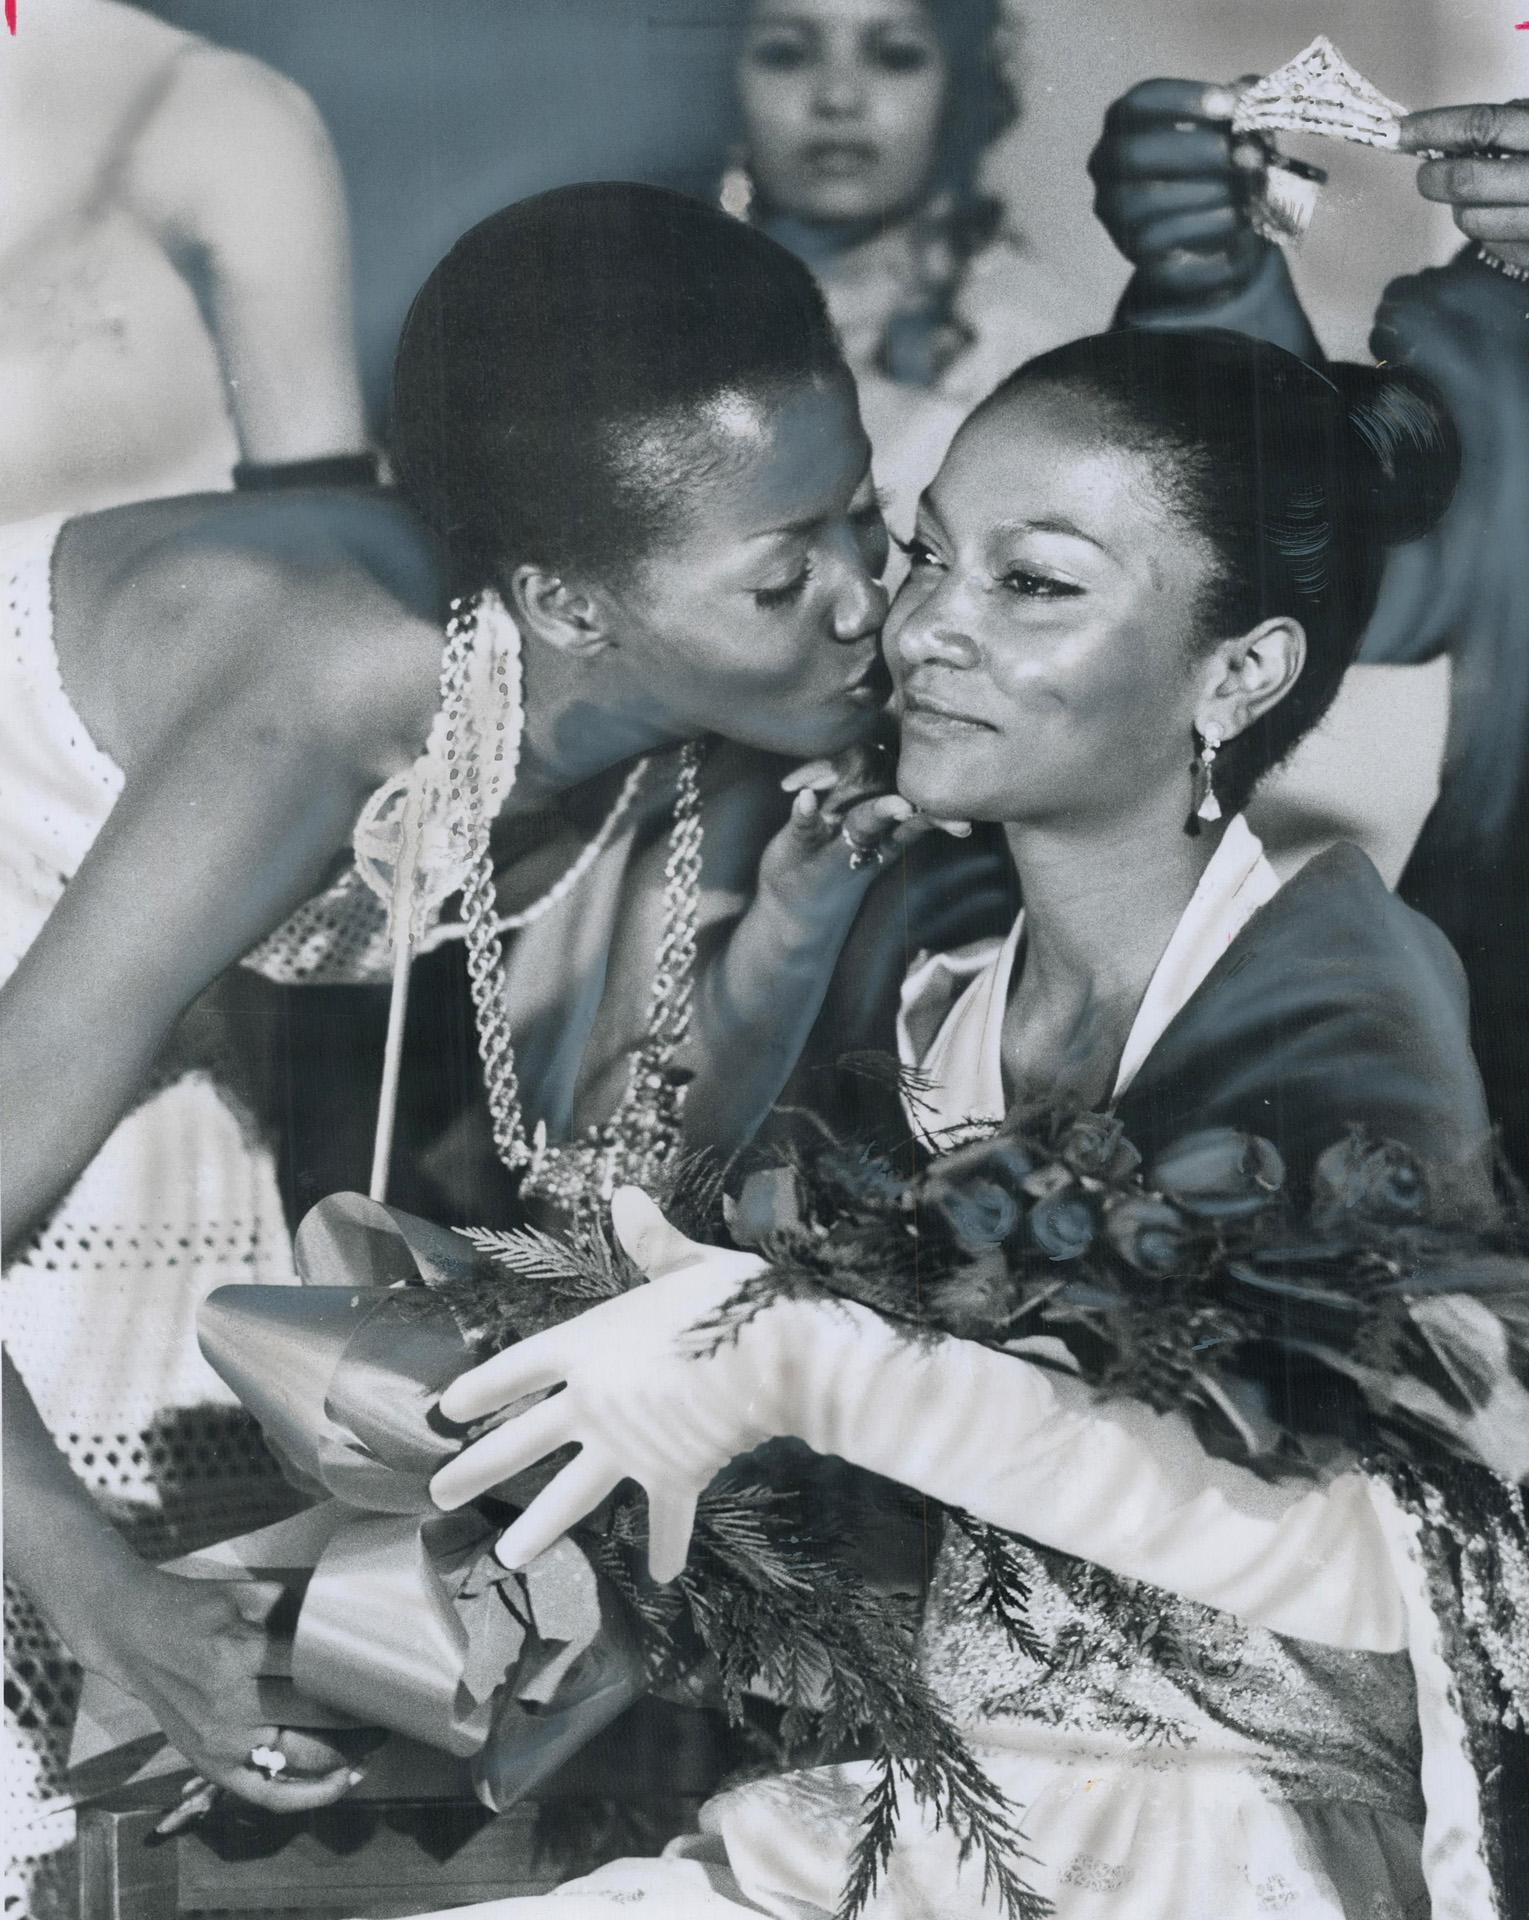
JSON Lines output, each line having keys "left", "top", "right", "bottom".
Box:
{"left": 151, "top": 1784, "right": 218, "bottom": 1841}
{"left": 347, "top": 1770, "right": 366, "bottom": 1788}
{"left": 1203, "top": 85, "right": 1238, "bottom": 120}
{"left": 494, "top": 1536, "right": 524, "bottom": 1570}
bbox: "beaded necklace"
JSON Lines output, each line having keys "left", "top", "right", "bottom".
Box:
{"left": 385, "top": 589, "right": 703, "bottom": 1217}
{"left": 416, "top": 754, "right": 652, "bottom": 950}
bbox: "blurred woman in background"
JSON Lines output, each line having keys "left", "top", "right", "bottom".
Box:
{"left": 723, "top": 0, "right": 1091, "bottom": 517}
{"left": 0, "top": 0, "right": 370, "bottom": 521}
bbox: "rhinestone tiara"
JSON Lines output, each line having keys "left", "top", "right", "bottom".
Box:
{"left": 1233, "top": 36, "right": 1406, "bottom": 150}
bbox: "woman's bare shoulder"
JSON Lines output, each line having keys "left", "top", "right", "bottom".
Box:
{"left": 54, "top": 491, "right": 444, "bottom": 774}
{"left": 62, "top": 488, "right": 434, "bottom": 607}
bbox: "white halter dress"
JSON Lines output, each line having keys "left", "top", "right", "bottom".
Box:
{"left": 0, "top": 510, "right": 471, "bottom": 1915}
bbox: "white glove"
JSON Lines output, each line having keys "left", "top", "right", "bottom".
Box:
{"left": 430, "top": 1191, "right": 1405, "bottom": 1650}
{"left": 432, "top": 1194, "right": 779, "bottom": 1583}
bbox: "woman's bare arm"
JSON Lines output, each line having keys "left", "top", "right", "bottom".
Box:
{"left": 0, "top": 518, "right": 436, "bottom": 1797}
{"left": 4, "top": 505, "right": 439, "bottom": 1257}
{"left": 1, "top": 703, "right": 368, "bottom": 1255}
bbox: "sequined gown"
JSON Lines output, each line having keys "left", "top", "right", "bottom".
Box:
{"left": 390, "top": 819, "right": 1496, "bottom": 1920}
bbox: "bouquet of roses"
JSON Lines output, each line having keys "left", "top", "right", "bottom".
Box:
{"left": 434, "top": 1106, "right": 1529, "bottom": 1917}
{"left": 702, "top": 1108, "right": 1529, "bottom": 1488}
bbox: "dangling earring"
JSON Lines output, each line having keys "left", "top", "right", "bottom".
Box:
{"left": 720, "top": 149, "right": 755, "bottom": 221}
{"left": 1187, "top": 722, "right": 1224, "bottom": 836}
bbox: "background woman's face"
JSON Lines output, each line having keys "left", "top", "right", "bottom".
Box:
{"left": 884, "top": 384, "right": 1221, "bottom": 827}
{"left": 616, "top": 373, "right": 891, "bottom": 758}
{"left": 738, "top": 0, "right": 949, "bottom": 226}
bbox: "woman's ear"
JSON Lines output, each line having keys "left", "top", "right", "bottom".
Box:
{"left": 508, "top": 564, "right": 615, "bottom": 659}
{"left": 1199, "top": 616, "right": 1307, "bottom": 742}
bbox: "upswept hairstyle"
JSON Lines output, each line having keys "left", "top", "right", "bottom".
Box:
{"left": 1001, "top": 328, "right": 1461, "bottom": 811}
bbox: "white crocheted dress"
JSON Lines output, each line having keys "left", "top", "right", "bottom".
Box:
{"left": 0, "top": 516, "right": 312, "bottom": 1917}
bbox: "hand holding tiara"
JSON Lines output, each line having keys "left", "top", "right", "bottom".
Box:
{"left": 1090, "top": 78, "right": 1281, "bottom": 306}
{"left": 1092, "top": 41, "right": 1414, "bottom": 293}
{"left": 1401, "top": 99, "right": 1529, "bottom": 280}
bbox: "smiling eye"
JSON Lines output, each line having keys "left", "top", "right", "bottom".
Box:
{"left": 1002, "top": 568, "right": 1082, "bottom": 600}
{"left": 754, "top": 562, "right": 813, "bottom": 610}
{"left": 1003, "top": 569, "right": 1079, "bottom": 599}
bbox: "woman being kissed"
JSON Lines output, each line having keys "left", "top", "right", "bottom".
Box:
{"left": 426, "top": 330, "right": 1504, "bottom": 1915}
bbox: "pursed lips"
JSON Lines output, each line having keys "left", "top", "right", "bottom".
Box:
{"left": 840, "top": 654, "right": 890, "bottom": 701}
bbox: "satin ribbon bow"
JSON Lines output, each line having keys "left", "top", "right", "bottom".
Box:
{"left": 69, "top": 1194, "right": 642, "bottom": 1813}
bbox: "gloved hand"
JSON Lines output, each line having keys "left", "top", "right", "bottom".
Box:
{"left": 432, "top": 1194, "right": 779, "bottom": 1583}
{"left": 431, "top": 1191, "right": 1405, "bottom": 1650}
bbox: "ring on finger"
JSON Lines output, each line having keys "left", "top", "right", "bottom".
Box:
{"left": 841, "top": 827, "right": 885, "bottom": 871}
{"left": 247, "top": 1742, "right": 289, "bottom": 1781}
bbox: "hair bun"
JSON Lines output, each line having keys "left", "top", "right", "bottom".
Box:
{"left": 1327, "top": 362, "right": 1461, "bottom": 548}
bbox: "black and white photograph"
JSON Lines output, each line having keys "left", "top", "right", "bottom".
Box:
{"left": 3, "top": 3, "right": 1528, "bottom": 1917}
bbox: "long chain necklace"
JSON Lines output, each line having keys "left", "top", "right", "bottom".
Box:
{"left": 443, "top": 592, "right": 704, "bottom": 1216}
{"left": 416, "top": 754, "right": 653, "bottom": 953}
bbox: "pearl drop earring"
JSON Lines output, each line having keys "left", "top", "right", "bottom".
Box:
{"left": 1189, "top": 722, "right": 1224, "bottom": 833}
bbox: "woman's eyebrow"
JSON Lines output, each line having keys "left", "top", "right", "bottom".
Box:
{"left": 993, "top": 516, "right": 1111, "bottom": 554}
{"left": 750, "top": 513, "right": 823, "bottom": 541}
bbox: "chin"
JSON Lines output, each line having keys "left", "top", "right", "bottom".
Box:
{"left": 895, "top": 746, "right": 968, "bottom": 818}
{"left": 786, "top": 182, "right": 903, "bottom": 227}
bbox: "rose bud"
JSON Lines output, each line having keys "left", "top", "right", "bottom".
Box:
{"left": 1105, "top": 1195, "right": 1196, "bottom": 1275}
{"left": 1057, "top": 1114, "right": 1142, "bottom": 1185}
{"left": 1150, "top": 1129, "right": 1285, "bottom": 1220}
{"left": 923, "top": 1173, "right": 1024, "bottom": 1253}
{"left": 1028, "top": 1186, "right": 1098, "bottom": 1261}
{"left": 1313, "top": 1135, "right": 1428, "bottom": 1224}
